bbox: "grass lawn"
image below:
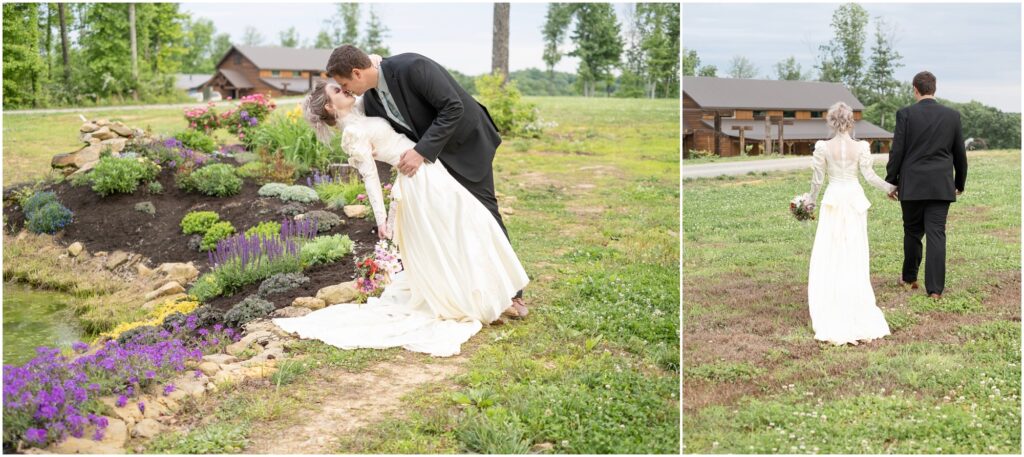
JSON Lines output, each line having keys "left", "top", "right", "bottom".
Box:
{"left": 3, "top": 96, "right": 681, "bottom": 453}
{"left": 682, "top": 149, "right": 1020, "bottom": 453}
{"left": 683, "top": 152, "right": 790, "bottom": 166}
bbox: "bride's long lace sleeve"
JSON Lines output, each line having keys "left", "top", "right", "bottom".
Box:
{"left": 342, "top": 126, "right": 388, "bottom": 225}
{"left": 808, "top": 140, "right": 827, "bottom": 204}
{"left": 858, "top": 142, "right": 897, "bottom": 194}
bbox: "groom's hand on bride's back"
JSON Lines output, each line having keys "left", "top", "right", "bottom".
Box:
{"left": 398, "top": 148, "right": 426, "bottom": 177}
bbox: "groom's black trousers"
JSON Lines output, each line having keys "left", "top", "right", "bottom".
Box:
{"left": 441, "top": 161, "right": 525, "bottom": 300}
{"left": 900, "top": 200, "right": 951, "bottom": 295}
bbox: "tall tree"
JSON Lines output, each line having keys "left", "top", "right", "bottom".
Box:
{"left": 314, "top": 30, "right": 333, "bottom": 48}
{"left": 211, "top": 33, "right": 232, "bottom": 64}
{"left": 492, "top": 3, "right": 510, "bottom": 81}
{"left": 682, "top": 48, "right": 700, "bottom": 76}
{"left": 340, "top": 3, "right": 360, "bottom": 45}
{"left": 242, "top": 26, "right": 264, "bottom": 46}
{"left": 363, "top": 6, "right": 389, "bottom": 55}
{"left": 181, "top": 17, "right": 216, "bottom": 73}
{"left": 58, "top": 2, "right": 71, "bottom": 84}
{"left": 816, "top": 3, "right": 869, "bottom": 94}
{"left": 279, "top": 26, "right": 299, "bottom": 48}
{"left": 774, "top": 56, "right": 809, "bottom": 80}
{"left": 129, "top": 3, "right": 138, "bottom": 100}
{"left": 541, "top": 3, "right": 573, "bottom": 74}
{"left": 698, "top": 65, "right": 718, "bottom": 77}
{"left": 637, "top": 3, "right": 679, "bottom": 97}
{"left": 727, "top": 55, "right": 758, "bottom": 79}
{"left": 542, "top": 3, "right": 623, "bottom": 97}
{"left": 2, "top": 3, "right": 45, "bottom": 107}
{"left": 863, "top": 17, "right": 903, "bottom": 106}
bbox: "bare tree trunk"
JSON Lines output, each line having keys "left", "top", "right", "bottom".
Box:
{"left": 46, "top": 5, "right": 53, "bottom": 79}
{"left": 129, "top": 3, "right": 138, "bottom": 101}
{"left": 58, "top": 3, "right": 70, "bottom": 84}
{"left": 491, "top": 3, "right": 510, "bottom": 83}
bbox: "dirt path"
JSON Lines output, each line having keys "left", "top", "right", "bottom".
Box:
{"left": 244, "top": 357, "right": 467, "bottom": 454}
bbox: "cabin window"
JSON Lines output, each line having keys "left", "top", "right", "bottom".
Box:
{"left": 783, "top": 111, "right": 796, "bottom": 118}
{"left": 233, "top": 54, "right": 241, "bottom": 65}
{"left": 271, "top": 70, "right": 280, "bottom": 77}
{"left": 753, "top": 110, "right": 766, "bottom": 118}
{"left": 811, "top": 111, "right": 823, "bottom": 118}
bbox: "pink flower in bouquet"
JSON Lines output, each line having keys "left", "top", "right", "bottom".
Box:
{"left": 357, "top": 194, "right": 367, "bottom": 201}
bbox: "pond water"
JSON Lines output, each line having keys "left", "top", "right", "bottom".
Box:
{"left": 3, "top": 282, "right": 85, "bottom": 366}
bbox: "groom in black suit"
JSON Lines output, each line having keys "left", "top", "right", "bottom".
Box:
{"left": 884, "top": 71, "right": 968, "bottom": 299}
{"left": 326, "top": 45, "right": 528, "bottom": 317}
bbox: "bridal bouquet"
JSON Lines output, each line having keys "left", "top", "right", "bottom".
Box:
{"left": 790, "top": 193, "right": 816, "bottom": 221}
{"left": 355, "top": 240, "right": 403, "bottom": 295}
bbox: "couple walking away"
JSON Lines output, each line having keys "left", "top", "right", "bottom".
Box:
{"left": 272, "top": 45, "right": 530, "bottom": 357}
{"left": 805, "top": 71, "right": 968, "bottom": 346}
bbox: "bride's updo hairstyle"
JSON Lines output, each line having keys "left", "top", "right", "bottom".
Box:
{"left": 827, "top": 101, "right": 856, "bottom": 135}
{"left": 302, "top": 79, "right": 336, "bottom": 143}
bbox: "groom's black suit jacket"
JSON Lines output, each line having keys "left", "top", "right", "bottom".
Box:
{"left": 363, "top": 53, "right": 502, "bottom": 183}
{"left": 884, "top": 98, "right": 968, "bottom": 202}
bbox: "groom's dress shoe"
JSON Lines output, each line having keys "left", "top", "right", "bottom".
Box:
{"left": 929, "top": 293, "right": 942, "bottom": 300}
{"left": 898, "top": 278, "right": 920, "bottom": 290}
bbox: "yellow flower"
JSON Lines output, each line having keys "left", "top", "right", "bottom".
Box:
{"left": 99, "top": 298, "right": 200, "bottom": 340}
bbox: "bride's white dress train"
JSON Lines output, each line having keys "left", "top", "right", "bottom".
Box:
{"left": 273, "top": 105, "right": 529, "bottom": 357}
{"left": 807, "top": 136, "right": 894, "bottom": 344}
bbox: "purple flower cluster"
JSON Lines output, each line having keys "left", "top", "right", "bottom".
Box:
{"left": 2, "top": 318, "right": 238, "bottom": 449}
{"left": 208, "top": 231, "right": 300, "bottom": 270}
{"left": 306, "top": 170, "right": 339, "bottom": 187}
{"left": 240, "top": 110, "right": 259, "bottom": 127}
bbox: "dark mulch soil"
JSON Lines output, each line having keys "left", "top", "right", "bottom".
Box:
{"left": 3, "top": 157, "right": 392, "bottom": 311}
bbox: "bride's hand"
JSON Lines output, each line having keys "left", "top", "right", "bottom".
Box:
{"left": 377, "top": 223, "right": 390, "bottom": 240}
{"left": 369, "top": 54, "right": 383, "bottom": 68}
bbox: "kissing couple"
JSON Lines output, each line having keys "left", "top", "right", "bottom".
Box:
{"left": 272, "top": 45, "right": 531, "bottom": 357}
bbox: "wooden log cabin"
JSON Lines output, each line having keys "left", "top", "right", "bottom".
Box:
{"left": 201, "top": 45, "right": 335, "bottom": 99}
{"left": 682, "top": 76, "right": 893, "bottom": 158}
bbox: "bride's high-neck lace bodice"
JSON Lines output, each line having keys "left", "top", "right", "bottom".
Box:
{"left": 337, "top": 101, "right": 417, "bottom": 224}
{"left": 809, "top": 134, "right": 895, "bottom": 204}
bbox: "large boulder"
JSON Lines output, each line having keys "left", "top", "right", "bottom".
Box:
{"left": 79, "top": 122, "right": 99, "bottom": 133}
{"left": 291, "top": 297, "right": 326, "bottom": 310}
{"left": 99, "top": 137, "right": 128, "bottom": 154}
{"left": 143, "top": 281, "right": 185, "bottom": 302}
{"left": 91, "top": 126, "right": 116, "bottom": 141}
{"left": 343, "top": 205, "right": 369, "bottom": 218}
{"left": 52, "top": 144, "right": 101, "bottom": 171}
{"left": 109, "top": 122, "right": 133, "bottom": 137}
{"left": 153, "top": 262, "right": 200, "bottom": 285}
{"left": 315, "top": 281, "right": 360, "bottom": 305}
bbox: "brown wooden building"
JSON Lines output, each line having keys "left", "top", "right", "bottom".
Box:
{"left": 683, "top": 76, "right": 893, "bottom": 158}
{"left": 201, "top": 45, "right": 334, "bottom": 99}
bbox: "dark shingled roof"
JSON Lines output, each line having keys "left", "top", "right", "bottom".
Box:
{"left": 175, "top": 74, "right": 212, "bottom": 90}
{"left": 218, "top": 45, "right": 334, "bottom": 71}
{"left": 683, "top": 76, "right": 866, "bottom": 111}
{"left": 216, "top": 69, "right": 254, "bottom": 89}
{"left": 704, "top": 119, "right": 893, "bottom": 140}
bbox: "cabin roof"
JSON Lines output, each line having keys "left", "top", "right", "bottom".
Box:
{"left": 683, "top": 76, "right": 866, "bottom": 111}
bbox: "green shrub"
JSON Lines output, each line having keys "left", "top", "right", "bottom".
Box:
{"left": 474, "top": 71, "right": 542, "bottom": 138}
{"left": 278, "top": 186, "right": 318, "bottom": 203}
{"left": 257, "top": 183, "right": 288, "bottom": 198}
{"left": 301, "top": 210, "right": 342, "bottom": 233}
{"left": 248, "top": 113, "right": 343, "bottom": 170}
{"left": 223, "top": 295, "right": 275, "bottom": 328}
{"left": 22, "top": 191, "right": 59, "bottom": 217}
{"left": 175, "top": 130, "right": 218, "bottom": 154}
{"left": 190, "top": 304, "right": 224, "bottom": 328}
{"left": 244, "top": 221, "right": 282, "bottom": 239}
{"left": 300, "top": 234, "right": 354, "bottom": 266}
{"left": 88, "top": 156, "right": 161, "bottom": 196}
{"left": 26, "top": 202, "right": 74, "bottom": 234}
{"left": 235, "top": 161, "right": 268, "bottom": 179}
{"left": 257, "top": 272, "right": 310, "bottom": 297}
{"left": 183, "top": 164, "right": 242, "bottom": 197}
{"left": 147, "top": 181, "right": 164, "bottom": 194}
{"left": 201, "top": 221, "right": 236, "bottom": 251}
{"left": 181, "top": 211, "right": 221, "bottom": 235}
{"left": 314, "top": 178, "right": 365, "bottom": 207}
{"left": 188, "top": 274, "right": 224, "bottom": 303}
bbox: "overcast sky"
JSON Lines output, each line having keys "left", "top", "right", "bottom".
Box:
{"left": 683, "top": 2, "right": 1022, "bottom": 112}
{"left": 180, "top": 1, "right": 633, "bottom": 76}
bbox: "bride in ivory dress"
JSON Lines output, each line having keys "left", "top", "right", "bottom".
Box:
{"left": 805, "top": 102, "right": 895, "bottom": 346}
{"left": 271, "top": 80, "right": 529, "bottom": 357}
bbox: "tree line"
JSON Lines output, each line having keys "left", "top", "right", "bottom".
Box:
{"left": 543, "top": 3, "right": 679, "bottom": 98}
{"left": 682, "top": 3, "right": 1020, "bottom": 149}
